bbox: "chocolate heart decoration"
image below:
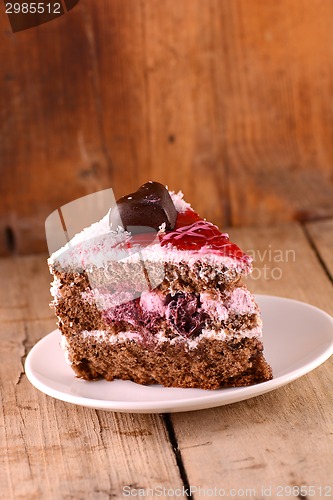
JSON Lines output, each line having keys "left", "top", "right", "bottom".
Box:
{"left": 110, "top": 181, "right": 177, "bottom": 232}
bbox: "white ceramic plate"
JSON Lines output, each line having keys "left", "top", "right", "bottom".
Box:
{"left": 25, "top": 295, "right": 333, "bottom": 413}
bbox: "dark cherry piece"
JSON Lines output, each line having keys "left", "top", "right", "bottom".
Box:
{"left": 110, "top": 181, "right": 177, "bottom": 232}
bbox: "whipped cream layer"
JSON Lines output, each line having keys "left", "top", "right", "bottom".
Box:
{"left": 48, "top": 191, "right": 252, "bottom": 275}
{"left": 62, "top": 323, "right": 262, "bottom": 357}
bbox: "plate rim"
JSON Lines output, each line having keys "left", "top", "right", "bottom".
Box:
{"left": 25, "top": 294, "right": 333, "bottom": 413}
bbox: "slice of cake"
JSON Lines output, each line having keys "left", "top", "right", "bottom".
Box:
{"left": 48, "top": 181, "right": 272, "bottom": 389}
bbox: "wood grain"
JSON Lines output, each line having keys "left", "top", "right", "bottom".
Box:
{"left": 306, "top": 219, "right": 333, "bottom": 280}
{"left": 0, "top": 256, "right": 183, "bottom": 499}
{"left": 171, "top": 223, "right": 333, "bottom": 496}
{"left": 0, "top": 2, "right": 113, "bottom": 256}
{"left": 1, "top": 0, "right": 333, "bottom": 255}
{"left": 1, "top": 224, "right": 333, "bottom": 497}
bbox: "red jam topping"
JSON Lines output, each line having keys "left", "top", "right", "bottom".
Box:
{"left": 160, "top": 209, "right": 248, "bottom": 261}
{"left": 174, "top": 209, "right": 202, "bottom": 229}
{"left": 119, "top": 208, "right": 249, "bottom": 263}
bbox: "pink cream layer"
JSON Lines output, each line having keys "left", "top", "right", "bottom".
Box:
{"left": 81, "top": 287, "right": 259, "bottom": 335}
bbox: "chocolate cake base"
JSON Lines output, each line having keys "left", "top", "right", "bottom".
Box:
{"left": 49, "top": 186, "right": 273, "bottom": 390}
{"left": 63, "top": 334, "right": 272, "bottom": 389}
{"left": 52, "top": 268, "right": 273, "bottom": 389}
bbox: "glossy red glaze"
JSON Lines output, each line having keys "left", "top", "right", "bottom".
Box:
{"left": 160, "top": 209, "right": 247, "bottom": 261}
{"left": 174, "top": 209, "right": 202, "bottom": 228}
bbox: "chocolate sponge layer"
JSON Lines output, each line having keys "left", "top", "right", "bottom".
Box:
{"left": 51, "top": 256, "right": 242, "bottom": 296}
{"left": 63, "top": 334, "right": 272, "bottom": 389}
{"left": 50, "top": 260, "right": 272, "bottom": 389}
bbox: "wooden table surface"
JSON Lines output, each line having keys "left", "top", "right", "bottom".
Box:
{"left": 1, "top": 221, "right": 332, "bottom": 499}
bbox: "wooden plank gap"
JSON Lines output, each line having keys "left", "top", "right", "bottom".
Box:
{"left": 15, "top": 323, "right": 29, "bottom": 386}
{"left": 4, "top": 226, "right": 17, "bottom": 255}
{"left": 163, "top": 414, "right": 193, "bottom": 499}
{"left": 301, "top": 222, "right": 333, "bottom": 285}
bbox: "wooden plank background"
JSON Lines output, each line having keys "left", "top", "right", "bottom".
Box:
{"left": 1, "top": 0, "right": 333, "bottom": 256}
{"left": 1, "top": 219, "right": 332, "bottom": 498}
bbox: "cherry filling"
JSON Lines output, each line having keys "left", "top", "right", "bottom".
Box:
{"left": 102, "top": 297, "right": 161, "bottom": 332}
{"left": 101, "top": 292, "right": 208, "bottom": 339}
{"left": 166, "top": 293, "right": 208, "bottom": 338}
{"left": 159, "top": 209, "right": 247, "bottom": 261}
